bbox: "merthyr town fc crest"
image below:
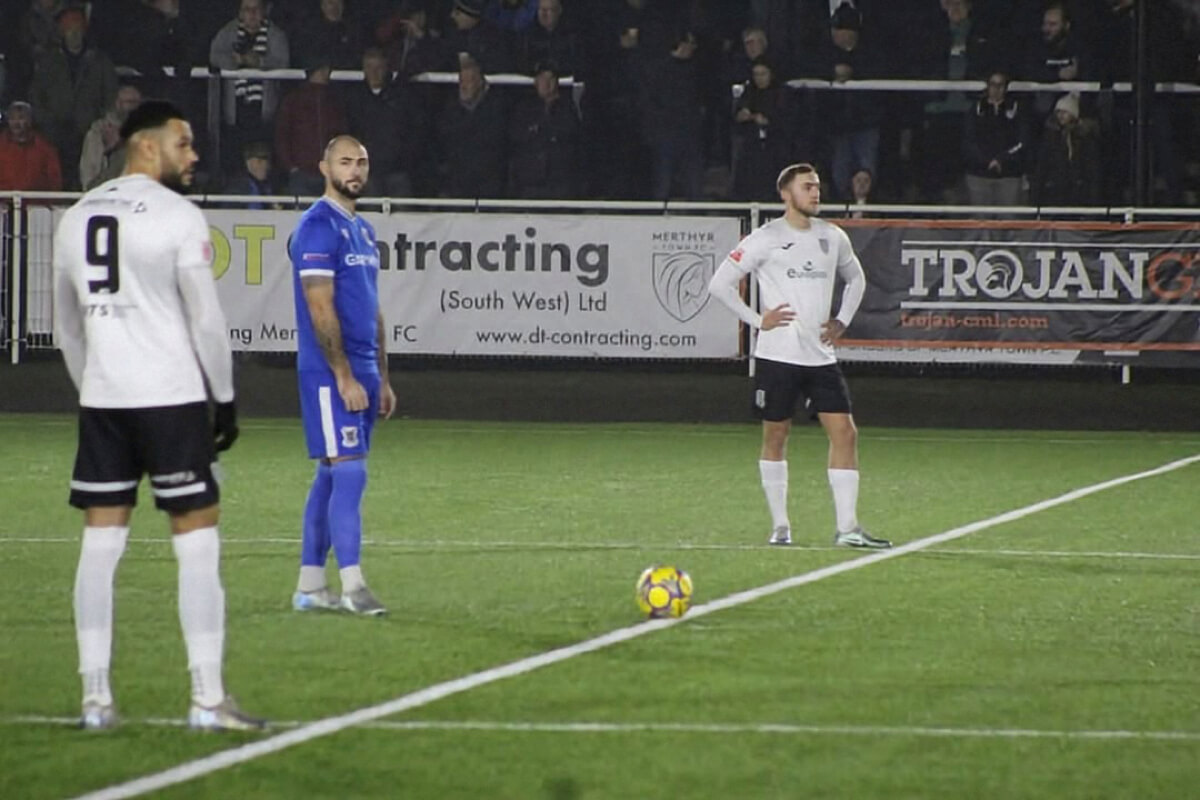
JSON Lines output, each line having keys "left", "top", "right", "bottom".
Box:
{"left": 652, "top": 251, "right": 715, "bottom": 323}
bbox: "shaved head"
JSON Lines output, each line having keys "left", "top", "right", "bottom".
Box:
{"left": 320, "top": 136, "right": 369, "bottom": 205}
{"left": 323, "top": 135, "right": 366, "bottom": 163}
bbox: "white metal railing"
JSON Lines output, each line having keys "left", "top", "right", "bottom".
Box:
{"left": 783, "top": 79, "right": 1200, "bottom": 93}
{"left": 127, "top": 66, "right": 1200, "bottom": 94}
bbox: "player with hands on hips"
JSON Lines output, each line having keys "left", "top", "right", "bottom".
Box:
{"left": 707, "top": 162, "right": 890, "bottom": 550}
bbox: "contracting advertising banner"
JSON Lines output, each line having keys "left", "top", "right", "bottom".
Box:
{"left": 205, "top": 210, "right": 740, "bottom": 359}
{"left": 837, "top": 221, "right": 1200, "bottom": 367}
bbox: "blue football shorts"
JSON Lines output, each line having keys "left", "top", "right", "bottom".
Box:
{"left": 298, "top": 369, "right": 381, "bottom": 459}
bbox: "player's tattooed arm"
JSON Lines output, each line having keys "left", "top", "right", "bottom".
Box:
{"left": 302, "top": 275, "right": 368, "bottom": 411}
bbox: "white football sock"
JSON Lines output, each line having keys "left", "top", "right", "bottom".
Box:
{"left": 340, "top": 564, "right": 365, "bottom": 593}
{"left": 297, "top": 565, "right": 327, "bottom": 593}
{"left": 75, "top": 526, "right": 129, "bottom": 706}
{"left": 759, "top": 459, "right": 789, "bottom": 530}
{"left": 172, "top": 527, "right": 225, "bottom": 707}
{"left": 828, "top": 468, "right": 860, "bottom": 533}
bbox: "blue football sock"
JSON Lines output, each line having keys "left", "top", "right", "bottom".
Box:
{"left": 301, "top": 461, "right": 333, "bottom": 567}
{"left": 328, "top": 458, "right": 368, "bottom": 569}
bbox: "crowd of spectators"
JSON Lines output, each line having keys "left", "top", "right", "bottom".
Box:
{"left": 0, "top": 0, "right": 1198, "bottom": 207}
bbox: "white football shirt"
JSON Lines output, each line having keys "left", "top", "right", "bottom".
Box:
{"left": 712, "top": 216, "right": 865, "bottom": 366}
{"left": 53, "top": 174, "right": 233, "bottom": 408}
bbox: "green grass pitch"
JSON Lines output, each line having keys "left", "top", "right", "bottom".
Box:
{"left": 1, "top": 414, "right": 1198, "bottom": 799}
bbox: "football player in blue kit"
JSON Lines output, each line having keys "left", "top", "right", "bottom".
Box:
{"left": 289, "top": 135, "right": 396, "bottom": 616}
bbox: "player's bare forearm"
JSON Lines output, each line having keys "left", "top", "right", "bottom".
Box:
{"left": 376, "top": 312, "right": 397, "bottom": 419}
{"left": 314, "top": 319, "right": 350, "bottom": 376}
{"left": 302, "top": 277, "right": 351, "bottom": 378}
{"left": 302, "top": 276, "right": 367, "bottom": 410}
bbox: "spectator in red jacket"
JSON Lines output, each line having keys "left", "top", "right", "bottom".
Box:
{"left": 274, "top": 55, "right": 348, "bottom": 196}
{"left": 0, "top": 101, "right": 63, "bottom": 190}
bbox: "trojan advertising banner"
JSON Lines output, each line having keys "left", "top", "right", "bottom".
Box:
{"left": 837, "top": 221, "right": 1200, "bottom": 367}
{"left": 205, "top": 210, "right": 741, "bottom": 358}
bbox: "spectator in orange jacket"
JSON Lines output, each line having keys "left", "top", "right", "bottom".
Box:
{"left": 0, "top": 101, "right": 64, "bottom": 190}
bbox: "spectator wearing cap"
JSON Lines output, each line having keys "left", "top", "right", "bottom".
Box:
{"left": 443, "top": 0, "right": 514, "bottom": 73}
{"left": 294, "top": 0, "right": 366, "bottom": 71}
{"left": 222, "top": 139, "right": 280, "bottom": 208}
{"left": 346, "top": 46, "right": 428, "bottom": 197}
{"left": 814, "top": 2, "right": 884, "bottom": 202}
{"left": 78, "top": 83, "right": 142, "bottom": 190}
{"left": 274, "top": 56, "right": 349, "bottom": 195}
{"left": 210, "top": 0, "right": 290, "bottom": 171}
{"left": 28, "top": 6, "right": 118, "bottom": 189}
{"left": 517, "top": 0, "right": 580, "bottom": 76}
{"left": 962, "top": 70, "right": 1028, "bottom": 210}
{"left": 1032, "top": 92, "right": 1100, "bottom": 206}
{"left": 375, "top": 0, "right": 448, "bottom": 77}
{"left": 438, "top": 54, "right": 508, "bottom": 197}
{"left": 0, "top": 100, "right": 63, "bottom": 190}
{"left": 507, "top": 61, "right": 580, "bottom": 198}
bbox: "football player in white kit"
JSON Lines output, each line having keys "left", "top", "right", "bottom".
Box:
{"left": 53, "top": 100, "right": 265, "bottom": 731}
{"left": 708, "top": 163, "right": 891, "bottom": 549}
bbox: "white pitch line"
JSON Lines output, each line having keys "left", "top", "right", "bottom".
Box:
{"left": 59, "top": 453, "right": 1200, "bottom": 800}
{"left": 2, "top": 416, "right": 1197, "bottom": 448}
{"left": 13, "top": 715, "right": 1200, "bottom": 742}
{"left": 5, "top": 537, "right": 1200, "bottom": 562}
{"left": 930, "top": 547, "right": 1200, "bottom": 562}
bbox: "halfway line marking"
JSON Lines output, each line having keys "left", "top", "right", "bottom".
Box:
{"left": 65, "top": 453, "right": 1200, "bottom": 800}
{"left": 13, "top": 715, "right": 1198, "bottom": 742}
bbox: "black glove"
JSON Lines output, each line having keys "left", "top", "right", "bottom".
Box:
{"left": 213, "top": 401, "right": 239, "bottom": 453}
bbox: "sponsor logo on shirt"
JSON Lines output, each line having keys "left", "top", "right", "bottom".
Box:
{"left": 786, "top": 262, "right": 828, "bottom": 279}
{"left": 345, "top": 253, "right": 379, "bottom": 267}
